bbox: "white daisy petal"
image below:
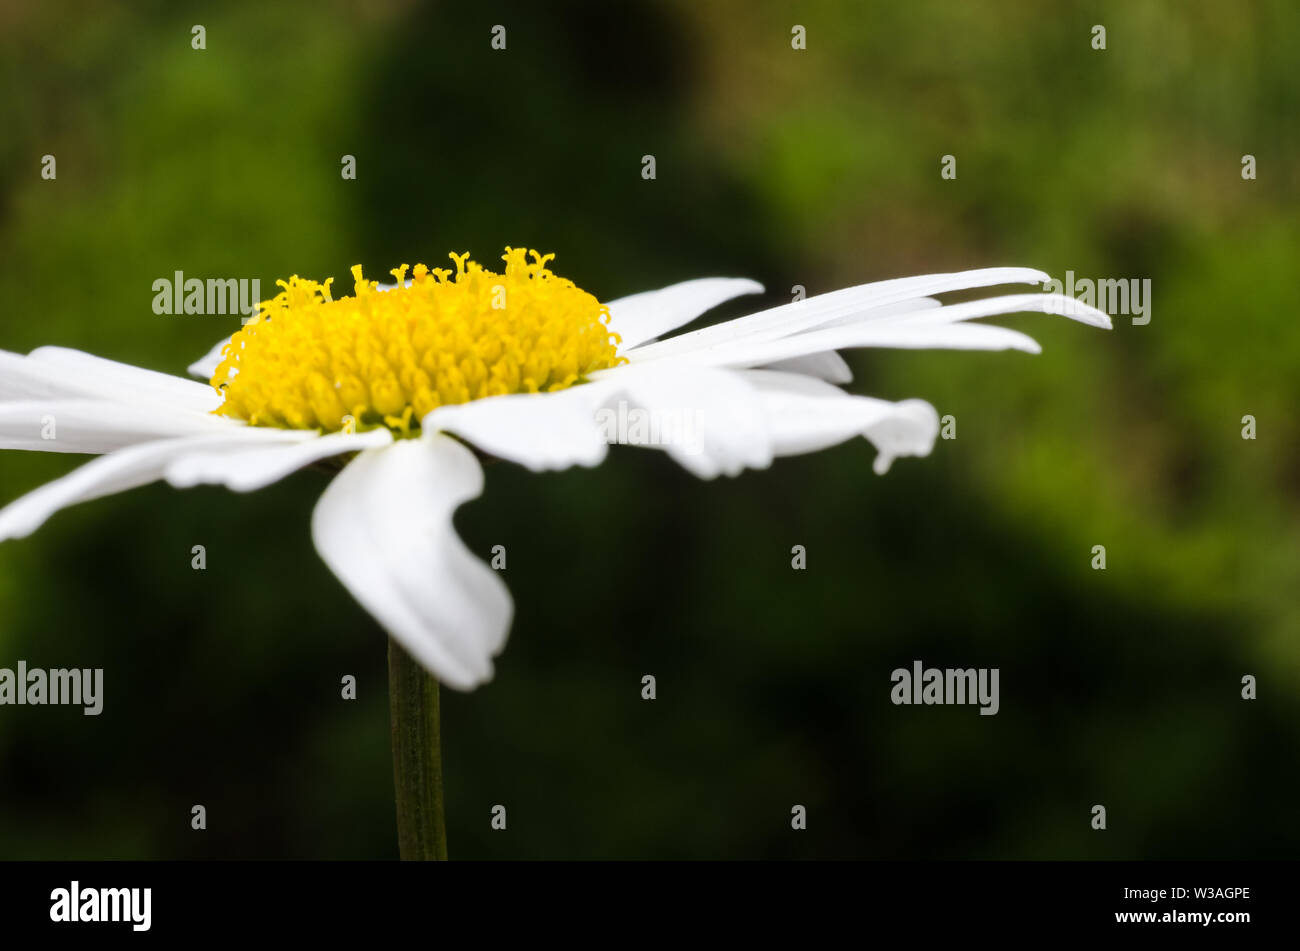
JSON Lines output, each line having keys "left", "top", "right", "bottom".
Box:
{"left": 424, "top": 383, "right": 614, "bottom": 472}
{"left": 652, "top": 320, "right": 1044, "bottom": 371}
{"left": 2, "top": 347, "right": 221, "bottom": 413}
{"left": 0, "top": 399, "right": 238, "bottom": 454}
{"left": 650, "top": 292, "right": 1108, "bottom": 373}
{"left": 813, "top": 296, "right": 942, "bottom": 329}
{"left": 608, "top": 277, "right": 765, "bottom": 350}
{"left": 750, "top": 298, "right": 945, "bottom": 381}
{"left": 748, "top": 299, "right": 941, "bottom": 382}
{"left": 722, "top": 289, "right": 1107, "bottom": 368}
{"left": 609, "top": 365, "right": 772, "bottom": 479}
{"left": 744, "top": 370, "right": 939, "bottom": 474}
{"left": 311, "top": 437, "right": 512, "bottom": 691}
{"left": 761, "top": 351, "right": 854, "bottom": 383}
{"left": 165, "top": 427, "right": 393, "bottom": 492}
{"left": 0, "top": 429, "right": 314, "bottom": 542}
{"left": 187, "top": 336, "right": 234, "bottom": 380}
{"left": 857, "top": 399, "right": 942, "bottom": 474}
{"left": 631, "top": 267, "right": 1049, "bottom": 360}
{"left": 639, "top": 288, "right": 1114, "bottom": 371}
{"left": 872, "top": 291, "right": 1112, "bottom": 330}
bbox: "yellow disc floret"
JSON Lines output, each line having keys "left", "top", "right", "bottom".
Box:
{"left": 210, "top": 248, "right": 623, "bottom": 433}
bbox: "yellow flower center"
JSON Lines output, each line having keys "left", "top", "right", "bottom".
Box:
{"left": 210, "top": 248, "right": 623, "bottom": 433}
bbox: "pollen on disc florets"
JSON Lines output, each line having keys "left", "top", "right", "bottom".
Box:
{"left": 210, "top": 248, "right": 624, "bottom": 433}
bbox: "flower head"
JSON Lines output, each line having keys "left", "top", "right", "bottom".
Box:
{"left": 0, "top": 252, "right": 1109, "bottom": 688}
{"left": 215, "top": 248, "right": 622, "bottom": 433}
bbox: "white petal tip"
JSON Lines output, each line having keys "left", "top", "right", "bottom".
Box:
{"left": 439, "top": 665, "right": 496, "bottom": 692}
{"left": 1034, "top": 290, "right": 1116, "bottom": 329}
{"left": 1053, "top": 300, "right": 1113, "bottom": 330}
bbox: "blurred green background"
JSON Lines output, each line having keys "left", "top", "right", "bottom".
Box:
{"left": 1, "top": 0, "right": 1297, "bottom": 859}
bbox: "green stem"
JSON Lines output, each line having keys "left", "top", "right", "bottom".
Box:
{"left": 388, "top": 640, "right": 448, "bottom": 860}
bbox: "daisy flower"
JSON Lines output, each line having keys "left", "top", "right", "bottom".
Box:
{"left": 0, "top": 247, "right": 1110, "bottom": 691}
{"left": 1, "top": 247, "right": 1110, "bottom": 858}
